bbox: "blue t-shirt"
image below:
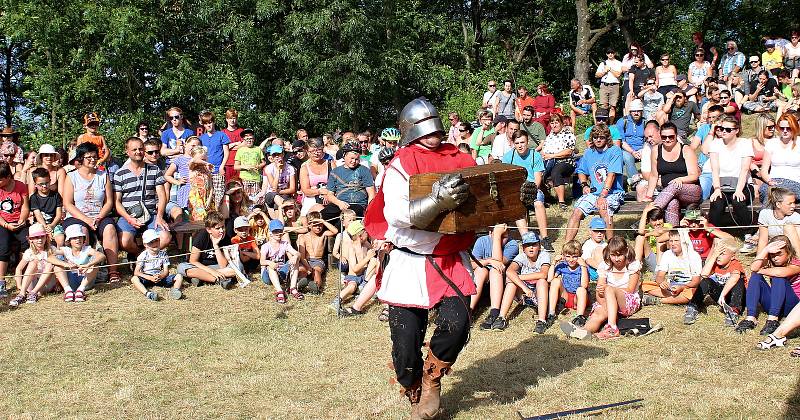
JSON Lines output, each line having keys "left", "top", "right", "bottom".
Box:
{"left": 200, "top": 130, "right": 230, "bottom": 174}
{"left": 327, "top": 165, "right": 374, "bottom": 206}
{"left": 554, "top": 261, "right": 583, "bottom": 293}
{"left": 576, "top": 145, "right": 624, "bottom": 195}
{"left": 472, "top": 235, "right": 520, "bottom": 263}
{"left": 160, "top": 128, "right": 193, "bottom": 150}
{"left": 694, "top": 123, "right": 712, "bottom": 167}
{"left": 615, "top": 116, "right": 645, "bottom": 151}
{"left": 502, "top": 149, "right": 544, "bottom": 183}
{"left": 583, "top": 125, "right": 622, "bottom": 142}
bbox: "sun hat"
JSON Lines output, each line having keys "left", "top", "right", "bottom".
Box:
{"left": 269, "top": 219, "right": 285, "bottom": 232}
{"left": 233, "top": 216, "right": 250, "bottom": 230}
{"left": 65, "top": 224, "right": 87, "bottom": 241}
{"left": 268, "top": 145, "right": 284, "bottom": 155}
{"left": 346, "top": 220, "right": 365, "bottom": 237}
{"left": 83, "top": 112, "right": 101, "bottom": 125}
{"left": 589, "top": 216, "right": 607, "bottom": 231}
{"left": 28, "top": 223, "right": 47, "bottom": 238}
{"left": 142, "top": 229, "right": 160, "bottom": 244}
{"left": 38, "top": 144, "right": 57, "bottom": 155}
{"left": 629, "top": 99, "right": 644, "bottom": 112}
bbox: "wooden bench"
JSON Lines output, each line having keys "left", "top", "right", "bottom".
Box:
{"left": 614, "top": 197, "right": 763, "bottom": 215}
{"left": 172, "top": 221, "right": 205, "bottom": 253}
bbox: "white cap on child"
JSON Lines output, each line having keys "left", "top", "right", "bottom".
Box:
{"left": 233, "top": 216, "right": 250, "bottom": 230}
{"left": 142, "top": 229, "right": 160, "bottom": 244}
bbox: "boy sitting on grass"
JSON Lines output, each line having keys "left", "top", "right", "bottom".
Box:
{"left": 131, "top": 229, "right": 183, "bottom": 301}
{"left": 635, "top": 205, "right": 671, "bottom": 273}
{"left": 330, "top": 220, "right": 378, "bottom": 313}
{"left": 495, "top": 232, "right": 552, "bottom": 333}
{"left": 547, "top": 240, "right": 590, "bottom": 327}
{"left": 474, "top": 223, "right": 519, "bottom": 330}
{"left": 688, "top": 240, "right": 746, "bottom": 327}
{"left": 296, "top": 211, "right": 338, "bottom": 294}
{"left": 261, "top": 219, "right": 302, "bottom": 304}
{"left": 680, "top": 206, "right": 734, "bottom": 262}
{"left": 642, "top": 230, "right": 703, "bottom": 324}
{"left": 177, "top": 211, "right": 240, "bottom": 290}
{"left": 231, "top": 215, "right": 260, "bottom": 274}
{"left": 581, "top": 216, "right": 608, "bottom": 281}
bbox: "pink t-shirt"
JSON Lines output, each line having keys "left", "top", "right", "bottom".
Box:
{"left": 791, "top": 258, "right": 800, "bottom": 298}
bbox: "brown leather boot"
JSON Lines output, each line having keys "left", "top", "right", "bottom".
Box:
{"left": 400, "top": 379, "right": 422, "bottom": 420}
{"left": 417, "top": 352, "right": 453, "bottom": 419}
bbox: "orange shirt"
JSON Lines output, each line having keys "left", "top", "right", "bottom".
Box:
{"left": 77, "top": 133, "right": 107, "bottom": 159}
{"left": 232, "top": 235, "right": 258, "bottom": 253}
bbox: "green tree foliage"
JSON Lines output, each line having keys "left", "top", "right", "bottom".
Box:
{"left": 0, "top": 0, "right": 797, "bottom": 154}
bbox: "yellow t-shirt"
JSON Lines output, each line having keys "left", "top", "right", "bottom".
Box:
{"left": 762, "top": 50, "right": 783, "bottom": 71}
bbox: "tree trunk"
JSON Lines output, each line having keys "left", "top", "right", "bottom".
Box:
{"left": 2, "top": 42, "right": 13, "bottom": 127}
{"left": 470, "top": 0, "right": 483, "bottom": 70}
{"left": 574, "top": 0, "right": 592, "bottom": 82}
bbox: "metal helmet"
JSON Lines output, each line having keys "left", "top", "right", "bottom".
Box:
{"left": 398, "top": 97, "right": 445, "bottom": 147}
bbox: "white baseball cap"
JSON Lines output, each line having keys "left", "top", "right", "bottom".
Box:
{"left": 629, "top": 99, "right": 644, "bottom": 112}
{"left": 65, "top": 224, "right": 86, "bottom": 241}
{"left": 37, "top": 144, "right": 57, "bottom": 155}
{"left": 142, "top": 229, "right": 160, "bottom": 244}
{"left": 233, "top": 216, "right": 250, "bottom": 230}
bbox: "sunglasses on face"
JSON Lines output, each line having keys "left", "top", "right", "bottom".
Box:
{"left": 720, "top": 96, "right": 730, "bottom": 99}
{"left": 139, "top": 127, "right": 149, "bottom": 131}
{"left": 2, "top": 153, "right": 14, "bottom": 158}
{"left": 695, "top": 53, "right": 704, "bottom": 57}
{"left": 458, "top": 128, "right": 467, "bottom": 132}
{"left": 83, "top": 155, "right": 98, "bottom": 161}
{"left": 488, "top": 84, "right": 496, "bottom": 87}
{"left": 145, "top": 150, "right": 160, "bottom": 156}
{"left": 592, "top": 135, "right": 607, "bottom": 140}
{"left": 661, "top": 134, "right": 677, "bottom": 140}
{"left": 717, "top": 126, "right": 737, "bottom": 133}
{"left": 779, "top": 126, "right": 792, "bottom": 132}
{"left": 750, "top": 61, "right": 759, "bottom": 64}
{"left": 766, "top": 125, "right": 776, "bottom": 130}
{"left": 170, "top": 115, "right": 181, "bottom": 120}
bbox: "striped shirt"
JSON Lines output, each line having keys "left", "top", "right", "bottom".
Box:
{"left": 113, "top": 162, "right": 166, "bottom": 212}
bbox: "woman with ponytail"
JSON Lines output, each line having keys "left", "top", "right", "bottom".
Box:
{"left": 755, "top": 187, "right": 800, "bottom": 254}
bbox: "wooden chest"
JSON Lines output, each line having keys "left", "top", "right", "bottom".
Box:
{"left": 409, "top": 163, "right": 527, "bottom": 234}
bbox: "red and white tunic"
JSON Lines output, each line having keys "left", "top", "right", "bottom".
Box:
{"left": 365, "top": 144, "right": 477, "bottom": 309}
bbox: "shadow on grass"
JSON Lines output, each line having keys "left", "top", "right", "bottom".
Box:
{"left": 785, "top": 372, "right": 800, "bottom": 420}
{"left": 441, "top": 335, "right": 608, "bottom": 418}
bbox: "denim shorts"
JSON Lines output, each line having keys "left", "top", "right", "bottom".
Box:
{"left": 574, "top": 192, "right": 625, "bottom": 217}
{"left": 344, "top": 274, "right": 366, "bottom": 287}
{"left": 117, "top": 216, "right": 159, "bottom": 235}
{"left": 139, "top": 273, "right": 178, "bottom": 288}
{"left": 262, "top": 263, "right": 290, "bottom": 285}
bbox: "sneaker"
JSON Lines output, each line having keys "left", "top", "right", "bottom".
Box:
{"left": 560, "top": 320, "right": 592, "bottom": 340}
{"left": 0, "top": 282, "right": 7, "bottom": 298}
{"left": 642, "top": 294, "right": 662, "bottom": 306}
{"left": 329, "top": 296, "right": 342, "bottom": 312}
{"left": 297, "top": 277, "right": 310, "bottom": 291}
{"left": 627, "top": 173, "right": 642, "bottom": 187}
{"left": 558, "top": 202, "right": 569, "bottom": 211}
{"left": 9, "top": 294, "right": 25, "bottom": 307}
{"left": 555, "top": 298, "right": 567, "bottom": 315}
{"left": 26, "top": 293, "right": 38, "bottom": 304}
{"left": 735, "top": 319, "right": 757, "bottom": 334}
{"left": 479, "top": 313, "right": 498, "bottom": 330}
{"left": 572, "top": 314, "right": 588, "bottom": 328}
{"left": 739, "top": 234, "right": 756, "bottom": 254}
{"left": 533, "top": 320, "right": 549, "bottom": 334}
{"left": 720, "top": 302, "right": 740, "bottom": 327}
{"left": 490, "top": 316, "right": 509, "bottom": 331}
{"left": 683, "top": 304, "right": 700, "bottom": 325}
{"left": 306, "top": 281, "right": 320, "bottom": 295}
{"left": 169, "top": 288, "right": 183, "bottom": 300}
{"left": 593, "top": 324, "right": 621, "bottom": 340}
{"left": 220, "top": 278, "right": 235, "bottom": 290}
{"left": 146, "top": 291, "right": 158, "bottom": 301}
{"left": 760, "top": 319, "right": 780, "bottom": 336}
{"left": 190, "top": 277, "right": 201, "bottom": 287}
{"left": 540, "top": 237, "right": 555, "bottom": 253}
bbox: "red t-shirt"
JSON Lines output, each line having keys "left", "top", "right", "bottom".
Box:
{"left": 688, "top": 226, "right": 715, "bottom": 259}
{"left": 517, "top": 96, "right": 536, "bottom": 114}
{"left": 232, "top": 234, "right": 258, "bottom": 253}
{"left": 222, "top": 127, "right": 244, "bottom": 165}
{"left": 0, "top": 180, "right": 27, "bottom": 223}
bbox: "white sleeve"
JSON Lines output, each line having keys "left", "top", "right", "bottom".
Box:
{"left": 382, "top": 161, "right": 413, "bottom": 229}
{"left": 656, "top": 251, "right": 674, "bottom": 273}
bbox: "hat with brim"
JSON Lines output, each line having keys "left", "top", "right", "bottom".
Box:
{"left": 589, "top": 216, "right": 607, "bottom": 231}
{"left": 233, "top": 216, "right": 250, "bottom": 230}
{"left": 346, "top": 220, "right": 365, "bottom": 237}
{"left": 142, "top": 229, "right": 160, "bottom": 244}
{"left": 65, "top": 224, "right": 87, "bottom": 241}
{"left": 28, "top": 223, "right": 48, "bottom": 238}
{"left": 269, "top": 219, "right": 285, "bottom": 232}
{"left": 0, "top": 126, "right": 18, "bottom": 139}
{"left": 521, "top": 232, "right": 540, "bottom": 245}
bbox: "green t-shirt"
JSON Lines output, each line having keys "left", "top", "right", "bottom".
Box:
{"left": 235, "top": 146, "right": 264, "bottom": 182}
{"left": 470, "top": 127, "right": 495, "bottom": 159}
{"left": 782, "top": 84, "right": 793, "bottom": 100}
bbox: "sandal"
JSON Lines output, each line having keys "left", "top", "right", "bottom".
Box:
{"left": 64, "top": 291, "right": 75, "bottom": 303}
{"left": 792, "top": 347, "right": 800, "bottom": 358}
{"left": 109, "top": 271, "right": 122, "bottom": 283}
{"left": 340, "top": 306, "right": 364, "bottom": 317}
{"left": 74, "top": 290, "right": 86, "bottom": 303}
{"left": 756, "top": 333, "right": 786, "bottom": 350}
{"left": 378, "top": 307, "right": 390, "bottom": 322}
{"left": 275, "top": 291, "right": 287, "bottom": 304}
{"left": 289, "top": 287, "right": 304, "bottom": 301}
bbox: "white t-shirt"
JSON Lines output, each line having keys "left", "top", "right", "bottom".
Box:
{"left": 598, "top": 59, "right": 623, "bottom": 84}
{"left": 764, "top": 137, "right": 800, "bottom": 181}
{"left": 512, "top": 250, "right": 551, "bottom": 276}
{"left": 483, "top": 90, "right": 499, "bottom": 107}
{"left": 758, "top": 208, "right": 800, "bottom": 239}
{"left": 708, "top": 137, "right": 754, "bottom": 180}
{"left": 136, "top": 249, "right": 170, "bottom": 276}
{"left": 656, "top": 250, "right": 702, "bottom": 286}
{"left": 490, "top": 133, "right": 512, "bottom": 160}
{"left": 581, "top": 239, "right": 607, "bottom": 262}
{"left": 597, "top": 260, "right": 641, "bottom": 288}
{"left": 59, "top": 246, "right": 92, "bottom": 265}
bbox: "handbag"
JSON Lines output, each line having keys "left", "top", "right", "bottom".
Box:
{"left": 127, "top": 165, "right": 151, "bottom": 224}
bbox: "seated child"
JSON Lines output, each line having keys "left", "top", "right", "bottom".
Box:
{"left": 177, "top": 211, "right": 240, "bottom": 289}
{"left": 757, "top": 302, "right": 800, "bottom": 355}
{"left": 231, "top": 215, "right": 260, "bottom": 273}
{"left": 248, "top": 207, "right": 270, "bottom": 248}
{"left": 279, "top": 201, "right": 308, "bottom": 247}
{"left": 561, "top": 236, "right": 641, "bottom": 340}
{"left": 297, "top": 211, "right": 338, "bottom": 294}
{"left": 131, "top": 229, "right": 183, "bottom": 301}
{"left": 688, "top": 240, "right": 746, "bottom": 326}
{"left": 331, "top": 209, "right": 357, "bottom": 275}
{"left": 47, "top": 224, "right": 106, "bottom": 303}
{"left": 642, "top": 230, "right": 702, "bottom": 313}
{"left": 474, "top": 223, "right": 520, "bottom": 330}
{"left": 634, "top": 205, "right": 671, "bottom": 272}
{"left": 497, "top": 232, "right": 552, "bottom": 333}
{"left": 330, "top": 220, "right": 378, "bottom": 313}
{"left": 9, "top": 223, "right": 70, "bottom": 306}
{"left": 261, "top": 219, "right": 302, "bottom": 304}
{"left": 581, "top": 216, "right": 608, "bottom": 281}
{"left": 680, "top": 206, "right": 734, "bottom": 261}
{"left": 547, "top": 240, "right": 589, "bottom": 327}
{"left": 29, "top": 167, "right": 65, "bottom": 246}
{"left": 735, "top": 235, "right": 800, "bottom": 336}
